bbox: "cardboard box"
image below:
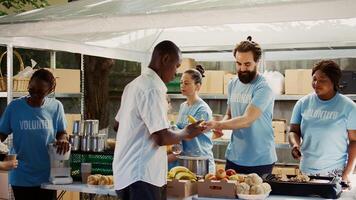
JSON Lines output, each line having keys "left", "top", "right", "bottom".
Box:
{"left": 65, "top": 114, "right": 81, "bottom": 134}
{"left": 285, "top": 69, "right": 313, "bottom": 95}
{"left": 167, "top": 179, "right": 197, "bottom": 198}
{"left": 197, "top": 180, "right": 236, "bottom": 199}
{"left": 223, "top": 74, "right": 236, "bottom": 95}
{"left": 177, "top": 58, "right": 196, "bottom": 74}
{"left": 47, "top": 68, "right": 81, "bottom": 93}
{"left": 274, "top": 132, "right": 286, "bottom": 143}
{"left": 200, "top": 70, "right": 225, "bottom": 94}
{"left": 272, "top": 166, "right": 299, "bottom": 175}
{"left": 272, "top": 120, "right": 286, "bottom": 133}
{"left": 0, "top": 171, "right": 8, "bottom": 199}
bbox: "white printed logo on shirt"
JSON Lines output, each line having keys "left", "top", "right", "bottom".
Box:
{"left": 230, "top": 93, "right": 252, "bottom": 104}
{"left": 19, "top": 120, "right": 53, "bottom": 130}
{"left": 303, "top": 109, "right": 339, "bottom": 120}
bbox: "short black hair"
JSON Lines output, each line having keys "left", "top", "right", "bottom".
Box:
{"left": 30, "top": 68, "right": 56, "bottom": 92}
{"left": 152, "top": 40, "right": 180, "bottom": 59}
{"left": 312, "top": 60, "right": 341, "bottom": 91}
{"left": 233, "top": 36, "right": 262, "bottom": 62}
{"left": 184, "top": 65, "right": 205, "bottom": 85}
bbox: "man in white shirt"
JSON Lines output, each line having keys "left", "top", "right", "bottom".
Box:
{"left": 113, "top": 40, "right": 206, "bottom": 200}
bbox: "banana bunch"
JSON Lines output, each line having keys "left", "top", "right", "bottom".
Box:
{"left": 187, "top": 115, "right": 197, "bottom": 123}
{"left": 168, "top": 166, "right": 197, "bottom": 181}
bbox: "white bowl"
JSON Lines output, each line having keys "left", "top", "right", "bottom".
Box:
{"left": 238, "top": 192, "right": 270, "bottom": 200}
{"left": 48, "top": 143, "right": 71, "bottom": 160}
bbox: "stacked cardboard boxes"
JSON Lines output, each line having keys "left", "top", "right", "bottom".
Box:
{"left": 200, "top": 70, "right": 225, "bottom": 95}
{"left": 285, "top": 69, "right": 313, "bottom": 95}
{"left": 177, "top": 58, "right": 196, "bottom": 74}
{"left": 46, "top": 68, "right": 81, "bottom": 93}
{"left": 223, "top": 74, "right": 236, "bottom": 95}
{"left": 273, "top": 119, "right": 286, "bottom": 144}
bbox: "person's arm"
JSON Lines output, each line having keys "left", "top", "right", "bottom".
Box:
{"left": 150, "top": 120, "right": 205, "bottom": 146}
{"left": 223, "top": 105, "right": 232, "bottom": 121}
{"left": 342, "top": 130, "right": 356, "bottom": 183}
{"left": 0, "top": 160, "right": 18, "bottom": 171}
{"left": 113, "top": 121, "right": 119, "bottom": 132}
{"left": 288, "top": 124, "right": 302, "bottom": 160}
{"left": 167, "top": 153, "right": 179, "bottom": 163}
{"left": 207, "top": 104, "right": 262, "bottom": 130}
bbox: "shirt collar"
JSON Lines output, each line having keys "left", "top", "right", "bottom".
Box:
{"left": 143, "top": 67, "right": 167, "bottom": 92}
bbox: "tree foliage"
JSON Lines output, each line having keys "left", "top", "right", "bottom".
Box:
{"left": 0, "top": 0, "right": 48, "bottom": 15}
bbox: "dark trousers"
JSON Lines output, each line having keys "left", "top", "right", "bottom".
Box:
{"left": 225, "top": 159, "right": 274, "bottom": 176}
{"left": 116, "top": 181, "right": 166, "bottom": 200}
{"left": 12, "top": 185, "right": 56, "bottom": 200}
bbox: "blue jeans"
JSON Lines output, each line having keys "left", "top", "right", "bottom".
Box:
{"left": 225, "top": 159, "right": 274, "bottom": 176}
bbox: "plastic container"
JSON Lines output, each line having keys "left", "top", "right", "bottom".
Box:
{"left": 48, "top": 143, "right": 71, "bottom": 160}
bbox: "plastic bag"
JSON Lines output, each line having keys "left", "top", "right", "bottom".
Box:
{"left": 263, "top": 71, "right": 285, "bottom": 95}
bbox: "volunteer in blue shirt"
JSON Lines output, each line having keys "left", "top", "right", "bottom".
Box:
{"left": 168, "top": 65, "right": 215, "bottom": 173}
{"left": 205, "top": 36, "right": 277, "bottom": 176}
{"left": 289, "top": 60, "right": 356, "bottom": 185}
{"left": 0, "top": 69, "right": 70, "bottom": 200}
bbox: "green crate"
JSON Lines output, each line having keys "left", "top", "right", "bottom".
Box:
{"left": 70, "top": 152, "right": 114, "bottom": 181}
{"left": 166, "top": 74, "right": 181, "bottom": 94}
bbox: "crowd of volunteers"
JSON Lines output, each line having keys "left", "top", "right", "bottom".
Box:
{"left": 0, "top": 37, "right": 354, "bottom": 200}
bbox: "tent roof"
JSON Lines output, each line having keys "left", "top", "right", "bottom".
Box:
{"left": 0, "top": 0, "right": 356, "bottom": 62}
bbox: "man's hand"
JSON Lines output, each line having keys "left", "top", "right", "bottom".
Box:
{"left": 204, "top": 120, "right": 221, "bottom": 130}
{"left": 184, "top": 120, "right": 207, "bottom": 140}
{"left": 56, "top": 139, "right": 70, "bottom": 155}
{"left": 212, "top": 129, "right": 224, "bottom": 139}
{"left": 291, "top": 145, "right": 302, "bottom": 160}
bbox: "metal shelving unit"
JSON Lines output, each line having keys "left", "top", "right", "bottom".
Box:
{"left": 0, "top": 92, "right": 82, "bottom": 98}
{"left": 169, "top": 94, "right": 356, "bottom": 101}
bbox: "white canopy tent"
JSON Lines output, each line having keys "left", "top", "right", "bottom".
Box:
{"left": 0, "top": 0, "right": 356, "bottom": 63}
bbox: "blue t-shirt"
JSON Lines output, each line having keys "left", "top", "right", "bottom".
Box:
{"left": 291, "top": 92, "right": 356, "bottom": 175}
{"left": 172, "top": 98, "right": 215, "bottom": 173}
{"left": 226, "top": 74, "right": 277, "bottom": 166}
{"left": 0, "top": 96, "right": 66, "bottom": 186}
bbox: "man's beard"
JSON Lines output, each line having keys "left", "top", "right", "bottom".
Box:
{"left": 238, "top": 69, "right": 257, "bottom": 84}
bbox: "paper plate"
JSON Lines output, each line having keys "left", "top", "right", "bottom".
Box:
{"left": 238, "top": 192, "right": 270, "bottom": 200}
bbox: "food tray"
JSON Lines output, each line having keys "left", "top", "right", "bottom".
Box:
{"left": 262, "top": 174, "right": 342, "bottom": 199}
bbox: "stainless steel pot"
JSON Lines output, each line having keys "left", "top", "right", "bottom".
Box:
{"left": 177, "top": 155, "right": 209, "bottom": 177}
{"left": 97, "top": 134, "right": 105, "bottom": 152}
{"left": 72, "top": 120, "right": 82, "bottom": 135}
{"left": 69, "top": 135, "right": 80, "bottom": 151}
{"left": 83, "top": 120, "right": 99, "bottom": 136}
{"left": 89, "top": 136, "right": 98, "bottom": 152}
{"left": 81, "top": 135, "right": 91, "bottom": 152}
{"left": 89, "top": 134, "right": 105, "bottom": 152}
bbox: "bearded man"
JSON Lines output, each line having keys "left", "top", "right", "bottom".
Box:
{"left": 205, "top": 36, "right": 277, "bottom": 176}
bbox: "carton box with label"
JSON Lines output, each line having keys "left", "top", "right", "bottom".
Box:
{"left": 197, "top": 180, "right": 236, "bottom": 199}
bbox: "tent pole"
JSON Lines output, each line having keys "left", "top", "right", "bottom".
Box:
{"left": 6, "top": 45, "right": 13, "bottom": 104}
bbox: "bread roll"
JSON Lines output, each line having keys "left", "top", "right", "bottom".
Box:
{"left": 250, "top": 184, "right": 265, "bottom": 195}
{"left": 244, "top": 173, "right": 263, "bottom": 186}
{"left": 236, "top": 182, "right": 250, "bottom": 194}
